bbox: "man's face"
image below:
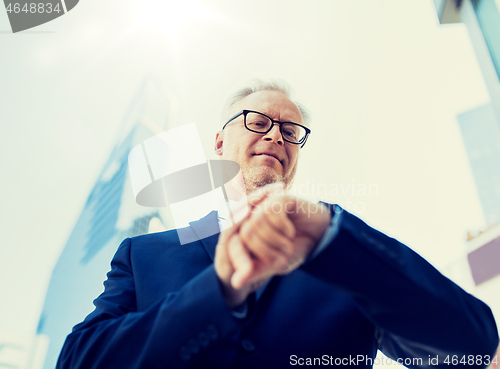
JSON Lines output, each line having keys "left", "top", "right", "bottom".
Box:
{"left": 215, "top": 90, "right": 303, "bottom": 193}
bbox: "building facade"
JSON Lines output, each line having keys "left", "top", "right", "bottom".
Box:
{"left": 0, "top": 330, "right": 48, "bottom": 369}
{"left": 434, "top": 0, "right": 500, "bottom": 358}
{"left": 36, "top": 80, "right": 176, "bottom": 369}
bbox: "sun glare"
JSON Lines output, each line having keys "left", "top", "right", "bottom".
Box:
{"left": 137, "top": 0, "right": 216, "bottom": 38}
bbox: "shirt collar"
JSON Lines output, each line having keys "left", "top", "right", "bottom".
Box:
{"left": 217, "top": 198, "right": 240, "bottom": 231}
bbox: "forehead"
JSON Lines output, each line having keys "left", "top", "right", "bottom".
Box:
{"left": 230, "top": 90, "right": 303, "bottom": 123}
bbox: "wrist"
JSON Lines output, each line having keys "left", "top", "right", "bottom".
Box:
{"left": 314, "top": 203, "right": 331, "bottom": 243}
{"left": 221, "top": 281, "right": 249, "bottom": 309}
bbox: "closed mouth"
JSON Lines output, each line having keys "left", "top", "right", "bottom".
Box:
{"left": 255, "top": 153, "right": 282, "bottom": 164}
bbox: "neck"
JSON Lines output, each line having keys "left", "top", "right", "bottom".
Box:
{"left": 223, "top": 172, "right": 247, "bottom": 202}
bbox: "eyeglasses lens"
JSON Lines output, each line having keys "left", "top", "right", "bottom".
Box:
{"left": 245, "top": 112, "right": 306, "bottom": 144}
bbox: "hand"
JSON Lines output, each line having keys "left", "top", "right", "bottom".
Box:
{"left": 214, "top": 184, "right": 284, "bottom": 309}
{"left": 229, "top": 186, "right": 331, "bottom": 290}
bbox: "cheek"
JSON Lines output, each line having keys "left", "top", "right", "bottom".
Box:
{"left": 287, "top": 148, "right": 300, "bottom": 167}
{"left": 225, "top": 140, "right": 250, "bottom": 162}
{"left": 226, "top": 131, "right": 255, "bottom": 157}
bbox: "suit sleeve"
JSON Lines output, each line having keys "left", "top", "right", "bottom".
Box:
{"left": 56, "top": 237, "right": 242, "bottom": 369}
{"left": 301, "top": 205, "right": 499, "bottom": 368}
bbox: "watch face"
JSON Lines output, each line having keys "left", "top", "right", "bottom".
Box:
{"left": 4, "top": 0, "right": 79, "bottom": 33}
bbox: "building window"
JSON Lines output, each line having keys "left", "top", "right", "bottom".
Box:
{"left": 471, "top": 0, "right": 500, "bottom": 80}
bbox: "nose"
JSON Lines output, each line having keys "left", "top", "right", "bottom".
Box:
{"left": 263, "top": 123, "right": 284, "bottom": 146}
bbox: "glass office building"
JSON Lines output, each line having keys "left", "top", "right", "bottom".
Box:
{"left": 458, "top": 104, "right": 500, "bottom": 225}
{"left": 36, "top": 81, "right": 174, "bottom": 369}
{"left": 434, "top": 0, "right": 500, "bottom": 353}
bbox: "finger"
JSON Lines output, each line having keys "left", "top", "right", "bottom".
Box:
{"left": 231, "top": 202, "right": 251, "bottom": 225}
{"left": 242, "top": 211, "right": 295, "bottom": 256}
{"left": 239, "top": 220, "right": 290, "bottom": 267}
{"left": 214, "top": 237, "right": 234, "bottom": 283}
{"left": 253, "top": 201, "right": 296, "bottom": 241}
{"left": 231, "top": 245, "right": 279, "bottom": 291}
{"left": 230, "top": 183, "right": 286, "bottom": 227}
{"left": 252, "top": 194, "right": 296, "bottom": 238}
{"left": 228, "top": 236, "right": 254, "bottom": 289}
{"left": 229, "top": 191, "right": 266, "bottom": 228}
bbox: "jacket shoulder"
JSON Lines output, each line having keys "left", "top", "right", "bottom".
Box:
{"left": 130, "top": 228, "right": 180, "bottom": 245}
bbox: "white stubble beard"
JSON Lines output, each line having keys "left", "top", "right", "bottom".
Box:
{"left": 240, "top": 161, "right": 297, "bottom": 194}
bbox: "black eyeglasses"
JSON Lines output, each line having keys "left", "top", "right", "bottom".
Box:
{"left": 222, "top": 110, "right": 311, "bottom": 148}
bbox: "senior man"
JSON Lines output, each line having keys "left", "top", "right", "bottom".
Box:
{"left": 57, "top": 80, "right": 498, "bottom": 369}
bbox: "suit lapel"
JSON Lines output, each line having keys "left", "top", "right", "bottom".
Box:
{"left": 189, "top": 210, "right": 220, "bottom": 261}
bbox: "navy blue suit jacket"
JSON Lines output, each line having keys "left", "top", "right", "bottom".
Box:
{"left": 57, "top": 205, "right": 498, "bottom": 368}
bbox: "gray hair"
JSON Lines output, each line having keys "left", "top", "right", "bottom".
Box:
{"left": 221, "top": 79, "right": 311, "bottom": 126}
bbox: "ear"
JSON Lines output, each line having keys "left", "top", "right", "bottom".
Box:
{"left": 214, "top": 132, "right": 224, "bottom": 156}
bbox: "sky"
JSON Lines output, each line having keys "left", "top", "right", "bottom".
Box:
{"left": 0, "top": 0, "right": 493, "bottom": 339}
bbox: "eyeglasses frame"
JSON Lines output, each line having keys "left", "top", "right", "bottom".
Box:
{"left": 222, "top": 110, "right": 311, "bottom": 148}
